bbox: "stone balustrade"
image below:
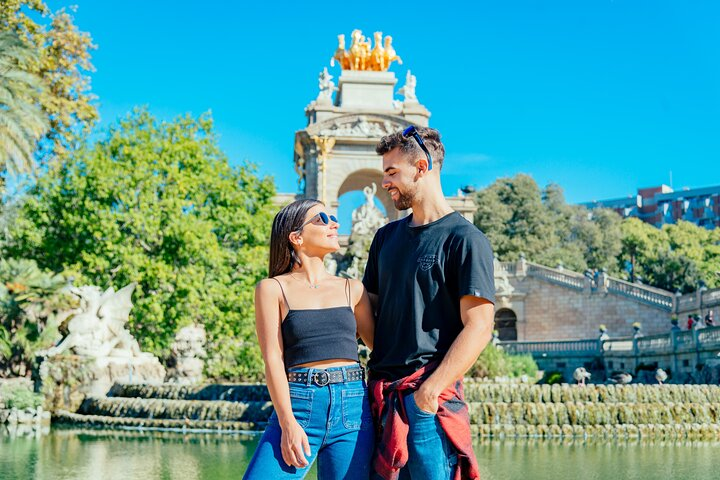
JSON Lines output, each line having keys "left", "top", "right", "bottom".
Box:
{"left": 500, "top": 325, "right": 720, "bottom": 380}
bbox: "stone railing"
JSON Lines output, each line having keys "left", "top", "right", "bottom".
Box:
{"left": 500, "top": 261, "right": 517, "bottom": 275}
{"left": 605, "top": 277, "right": 674, "bottom": 311}
{"left": 526, "top": 264, "right": 586, "bottom": 291}
{"left": 502, "top": 339, "right": 601, "bottom": 357}
{"left": 501, "top": 325, "right": 720, "bottom": 363}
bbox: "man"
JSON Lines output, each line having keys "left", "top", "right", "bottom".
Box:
{"left": 363, "top": 126, "right": 495, "bottom": 479}
{"left": 705, "top": 310, "right": 714, "bottom": 327}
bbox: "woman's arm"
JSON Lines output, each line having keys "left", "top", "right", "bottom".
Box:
{"left": 255, "top": 279, "right": 311, "bottom": 468}
{"left": 351, "top": 279, "right": 375, "bottom": 350}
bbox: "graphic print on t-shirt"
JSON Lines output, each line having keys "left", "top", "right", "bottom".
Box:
{"left": 417, "top": 254, "right": 438, "bottom": 271}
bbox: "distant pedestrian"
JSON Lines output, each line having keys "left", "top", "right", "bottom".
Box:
{"left": 687, "top": 315, "right": 694, "bottom": 330}
{"left": 705, "top": 311, "right": 715, "bottom": 327}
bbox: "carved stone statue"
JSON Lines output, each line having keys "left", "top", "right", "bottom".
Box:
{"left": 42, "top": 282, "right": 165, "bottom": 396}
{"left": 397, "top": 70, "right": 417, "bottom": 102}
{"left": 494, "top": 257, "right": 515, "bottom": 306}
{"left": 166, "top": 325, "right": 207, "bottom": 385}
{"left": 317, "top": 67, "right": 336, "bottom": 103}
{"left": 336, "top": 183, "right": 388, "bottom": 279}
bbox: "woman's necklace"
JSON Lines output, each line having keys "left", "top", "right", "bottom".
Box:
{"left": 290, "top": 273, "right": 321, "bottom": 289}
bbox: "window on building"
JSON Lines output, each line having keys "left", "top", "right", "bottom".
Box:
{"left": 494, "top": 308, "right": 518, "bottom": 341}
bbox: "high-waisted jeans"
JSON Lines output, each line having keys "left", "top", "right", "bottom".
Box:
{"left": 244, "top": 364, "right": 375, "bottom": 479}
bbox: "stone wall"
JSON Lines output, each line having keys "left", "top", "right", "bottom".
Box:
{"left": 515, "top": 276, "right": 671, "bottom": 341}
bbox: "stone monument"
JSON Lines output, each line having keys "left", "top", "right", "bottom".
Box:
{"left": 42, "top": 283, "right": 165, "bottom": 397}
{"left": 296, "top": 29, "right": 431, "bottom": 222}
{"left": 166, "top": 325, "right": 207, "bottom": 385}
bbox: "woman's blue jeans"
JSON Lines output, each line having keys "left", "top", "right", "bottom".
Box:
{"left": 244, "top": 365, "right": 375, "bottom": 479}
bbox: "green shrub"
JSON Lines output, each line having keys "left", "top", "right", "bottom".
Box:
{"left": 0, "top": 258, "right": 76, "bottom": 377}
{"left": 469, "top": 344, "right": 539, "bottom": 380}
{"left": 508, "top": 353, "right": 539, "bottom": 379}
{"left": 0, "top": 383, "right": 42, "bottom": 410}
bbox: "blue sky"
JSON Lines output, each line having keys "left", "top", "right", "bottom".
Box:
{"left": 48, "top": 0, "right": 719, "bottom": 230}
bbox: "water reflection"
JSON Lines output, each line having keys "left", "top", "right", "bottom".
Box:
{"left": 1, "top": 429, "right": 718, "bottom": 480}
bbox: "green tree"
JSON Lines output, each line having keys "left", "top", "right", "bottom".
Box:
{"left": 0, "top": 30, "right": 49, "bottom": 193}
{"left": 619, "top": 218, "right": 720, "bottom": 292}
{"left": 474, "top": 174, "right": 556, "bottom": 262}
{"left": 1, "top": 1, "right": 97, "bottom": 164}
{"left": 473, "top": 174, "right": 622, "bottom": 272}
{"left": 2, "top": 109, "right": 276, "bottom": 380}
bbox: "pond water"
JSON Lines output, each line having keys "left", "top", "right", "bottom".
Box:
{"left": 1, "top": 428, "right": 718, "bottom": 480}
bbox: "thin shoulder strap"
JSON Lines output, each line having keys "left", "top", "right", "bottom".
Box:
{"left": 272, "top": 277, "right": 291, "bottom": 310}
{"left": 345, "top": 278, "right": 351, "bottom": 307}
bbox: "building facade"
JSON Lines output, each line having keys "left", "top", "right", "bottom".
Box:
{"left": 582, "top": 184, "right": 720, "bottom": 229}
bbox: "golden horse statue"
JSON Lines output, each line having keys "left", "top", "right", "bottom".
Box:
{"left": 348, "top": 29, "right": 371, "bottom": 70}
{"left": 370, "top": 31, "right": 386, "bottom": 70}
{"left": 383, "top": 35, "right": 402, "bottom": 69}
{"left": 331, "top": 34, "right": 351, "bottom": 70}
{"left": 333, "top": 29, "right": 401, "bottom": 71}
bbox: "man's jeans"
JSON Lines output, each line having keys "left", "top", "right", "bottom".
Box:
{"left": 396, "top": 393, "right": 458, "bottom": 480}
{"left": 244, "top": 365, "right": 375, "bottom": 479}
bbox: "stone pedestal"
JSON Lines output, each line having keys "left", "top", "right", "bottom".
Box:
{"left": 336, "top": 71, "right": 397, "bottom": 110}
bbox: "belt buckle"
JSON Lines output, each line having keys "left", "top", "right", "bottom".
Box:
{"left": 313, "top": 371, "right": 330, "bottom": 386}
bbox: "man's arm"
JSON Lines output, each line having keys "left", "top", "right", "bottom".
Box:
{"left": 413, "top": 295, "right": 494, "bottom": 414}
{"left": 367, "top": 292, "right": 378, "bottom": 313}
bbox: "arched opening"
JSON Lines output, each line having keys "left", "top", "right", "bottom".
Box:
{"left": 337, "top": 190, "right": 387, "bottom": 235}
{"left": 335, "top": 169, "right": 397, "bottom": 234}
{"left": 494, "top": 308, "right": 517, "bottom": 341}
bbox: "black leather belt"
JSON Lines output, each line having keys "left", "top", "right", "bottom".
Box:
{"left": 287, "top": 367, "right": 365, "bottom": 386}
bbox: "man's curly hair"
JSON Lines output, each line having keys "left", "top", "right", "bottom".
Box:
{"left": 375, "top": 126, "right": 445, "bottom": 171}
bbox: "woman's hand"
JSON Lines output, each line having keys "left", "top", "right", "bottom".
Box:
{"left": 280, "top": 419, "right": 312, "bottom": 468}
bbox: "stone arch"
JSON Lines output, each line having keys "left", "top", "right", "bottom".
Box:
{"left": 335, "top": 168, "right": 397, "bottom": 221}
{"left": 494, "top": 308, "right": 518, "bottom": 341}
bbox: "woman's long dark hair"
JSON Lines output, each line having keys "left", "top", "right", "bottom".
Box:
{"left": 268, "top": 199, "right": 322, "bottom": 278}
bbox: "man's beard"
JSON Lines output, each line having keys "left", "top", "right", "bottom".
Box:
{"left": 393, "top": 189, "right": 415, "bottom": 211}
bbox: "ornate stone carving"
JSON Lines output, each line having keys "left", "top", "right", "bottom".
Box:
{"left": 317, "top": 116, "right": 400, "bottom": 138}
{"left": 166, "top": 325, "right": 207, "bottom": 385}
{"left": 310, "top": 135, "right": 336, "bottom": 204}
{"left": 42, "top": 283, "right": 165, "bottom": 396}
{"left": 330, "top": 30, "right": 401, "bottom": 71}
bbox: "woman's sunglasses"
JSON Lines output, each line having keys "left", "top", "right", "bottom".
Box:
{"left": 296, "top": 212, "right": 338, "bottom": 232}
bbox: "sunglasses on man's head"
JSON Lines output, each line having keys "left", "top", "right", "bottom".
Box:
{"left": 296, "top": 211, "right": 338, "bottom": 232}
{"left": 402, "top": 125, "right": 433, "bottom": 171}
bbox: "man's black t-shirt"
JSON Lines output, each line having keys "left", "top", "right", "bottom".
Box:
{"left": 362, "top": 211, "right": 495, "bottom": 381}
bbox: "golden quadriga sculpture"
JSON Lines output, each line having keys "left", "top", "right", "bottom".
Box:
{"left": 331, "top": 30, "right": 402, "bottom": 71}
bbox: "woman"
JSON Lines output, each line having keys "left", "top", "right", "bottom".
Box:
{"left": 244, "top": 199, "right": 375, "bottom": 479}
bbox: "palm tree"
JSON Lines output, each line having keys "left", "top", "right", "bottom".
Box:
{"left": 0, "top": 30, "right": 49, "bottom": 194}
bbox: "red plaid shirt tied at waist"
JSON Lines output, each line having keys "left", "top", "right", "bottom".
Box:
{"left": 368, "top": 362, "right": 480, "bottom": 480}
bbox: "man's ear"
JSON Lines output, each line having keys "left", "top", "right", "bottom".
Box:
{"left": 288, "top": 231, "right": 303, "bottom": 247}
{"left": 415, "top": 157, "right": 430, "bottom": 175}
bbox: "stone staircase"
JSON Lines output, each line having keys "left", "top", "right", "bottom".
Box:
{"left": 54, "top": 382, "right": 720, "bottom": 440}
{"left": 54, "top": 383, "right": 273, "bottom": 432}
